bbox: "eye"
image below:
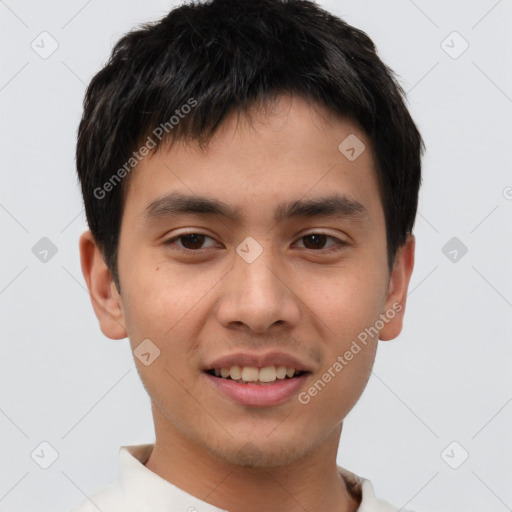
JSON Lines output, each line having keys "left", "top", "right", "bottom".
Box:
{"left": 294, "top": 232, "right": 347, "bottom": 252}
{"left": 163, "top": 231, "right": 347, "bottom": 254}
{"left": 164, "top": 232, "right": 218, "bottom": 252}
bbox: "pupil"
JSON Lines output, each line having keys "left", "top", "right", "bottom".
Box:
{"left": 304, "top": 234, "right": 326, "bottom": 249}
{"left": 182, "top": 234, "right": 204, "bottom": 249}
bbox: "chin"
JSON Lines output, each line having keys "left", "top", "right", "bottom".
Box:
{"left": 207, "top": 436, "right": 314, "bottom": 469}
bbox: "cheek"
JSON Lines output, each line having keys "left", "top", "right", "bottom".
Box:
{"left": 310, "top": 266, "right": 388, "bottom": 341}
{"left": 120, "top": 259, "right": 215, "bottom": 352}
{"left": 297, "top": 274, "right": 383, "bottom": 423}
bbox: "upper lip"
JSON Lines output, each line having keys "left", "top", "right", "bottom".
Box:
{"left": 205, "top": 351, "right": 312, "bottom": 372}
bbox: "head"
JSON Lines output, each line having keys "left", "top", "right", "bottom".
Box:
{"left": 78, "top": 0, "right": 422, "bottom": 468}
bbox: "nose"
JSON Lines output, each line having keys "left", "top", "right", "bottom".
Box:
{"left": 215, "top": 242, "right": 301, "bottom": 334}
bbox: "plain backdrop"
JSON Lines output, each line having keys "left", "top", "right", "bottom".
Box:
{"left": 1, "top": 1, "right": 511, "bottom": 511}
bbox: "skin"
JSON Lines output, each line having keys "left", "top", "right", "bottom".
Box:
{"left": 80, "top": 94, "right": 415, "bottom": 512}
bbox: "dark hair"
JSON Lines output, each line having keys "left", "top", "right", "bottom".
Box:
{"left": 76, "top": 0, "right": 423, "bottom": 290}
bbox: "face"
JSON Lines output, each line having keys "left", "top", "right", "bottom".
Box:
{"left": 81, "top": 94, "right": 414, "bottom": 468}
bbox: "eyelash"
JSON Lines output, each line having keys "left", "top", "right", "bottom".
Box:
{"left": 163, "top": 231, "right": 348, "bottom": 254}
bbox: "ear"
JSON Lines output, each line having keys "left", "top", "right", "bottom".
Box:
{"left": 379, "top": 234, "right": 415, "bottom": 341}
{"left": 79, "top": 230, "right": 127, "bottom": 340}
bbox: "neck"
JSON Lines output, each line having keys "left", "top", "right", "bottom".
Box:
{"left": 144, "top": 405, "right": 359, "bottom": 512}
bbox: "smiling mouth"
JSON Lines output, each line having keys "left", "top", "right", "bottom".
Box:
{"left": 206, "top": 365, "right": 308, "bottom": 385}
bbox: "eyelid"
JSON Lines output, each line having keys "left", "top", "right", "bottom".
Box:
{"left": 164, "top": 229, "right": 349, "bottom": 254}
{"left": 294, "top": 231, "right": 348, "bottom": 250}
{"left": 298, "top": 229, "right": 346, "bottom": 240}
{"left": 164, "top": 230, "right": 219, "bottom": 249}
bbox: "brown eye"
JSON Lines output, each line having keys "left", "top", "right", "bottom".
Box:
{"left": 178, "top": 234, "right": 206, "bottom": 250}
{"left": 302, "top": 233, "right": 329, "bottom": 250}
{"left": 164, "top": 233, "right": 218, "bottom": 252}
{"left": 296, "top": 233, "right": 345, "bottom": 252}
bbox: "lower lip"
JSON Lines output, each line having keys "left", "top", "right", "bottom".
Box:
{"left": 204, "top": 372, "right": 309, "bottom": 407}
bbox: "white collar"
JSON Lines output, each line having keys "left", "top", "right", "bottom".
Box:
{"left": 79, "top": 443, "right": 404, "bottom": 512}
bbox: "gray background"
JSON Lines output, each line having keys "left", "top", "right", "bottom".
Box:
{"left": 1, "top": 1, "right": 511, "bottom": 511}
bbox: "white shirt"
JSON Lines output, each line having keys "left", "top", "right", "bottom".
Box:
{"left": 66, "top": 444, "right": 411, "bottom": 512}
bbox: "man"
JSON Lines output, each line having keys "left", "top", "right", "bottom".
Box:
{"left": 73, "top": 0, "right": 422, "bottom": 510}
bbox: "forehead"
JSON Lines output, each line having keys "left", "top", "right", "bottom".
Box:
{"left": 122, "top": 95, "right": 381, "bottom": 226}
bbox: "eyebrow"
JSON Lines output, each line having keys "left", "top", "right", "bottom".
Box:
{"left": 144, "top": 192, "right": 368, "bottom": 225}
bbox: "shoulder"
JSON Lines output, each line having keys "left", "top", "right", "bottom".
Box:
{"left": 337, "top": 465, "right": 415, "bottom": 512}
{"left": 63, "top": 480, "right": 132, "bottom": 512}
{"left": 63, "top": 444, "right": 155, "bottom": 512}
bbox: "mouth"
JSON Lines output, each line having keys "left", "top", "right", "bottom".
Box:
{"left": 203, "top": 351, "right": 313, "bottom": 406}
{"left": 203, "top": 363, "right": 311, "bottom": 407}
{"left": 205, "top": 365, "right": 308, "bottom": 385}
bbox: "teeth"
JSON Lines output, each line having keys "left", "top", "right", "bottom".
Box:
{"left": 230, "top": 365, "right": 242, "bottom": 380}
{"left": 213, "top": 365, "right": 300, "bottom": 383}
{"left": 258, "top": 366, "right": 276, "bottom": 382}
{"left": 276, "top": 365, "right": 287, "bottom": 379}
{"left": 241, "top": 366, "right": 259, "bottom": 382}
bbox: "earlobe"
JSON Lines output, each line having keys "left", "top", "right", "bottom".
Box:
{"left": 79, "top": 230, "right": 127, "bottom": 340}
{"left": 379, "top": 234, "right": 415, "bottom": 341}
